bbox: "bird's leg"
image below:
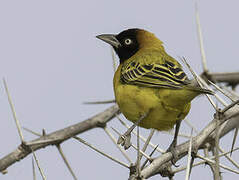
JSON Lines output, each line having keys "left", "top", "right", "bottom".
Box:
{"left": 117, "top": 113, "right": 147, "bottom": 150}
{"left": 166, "top": 120, "right": 181, "bottom": 166}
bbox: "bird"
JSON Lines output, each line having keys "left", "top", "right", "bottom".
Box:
{"left": 96, "top": 28, "right": 213, "bottom": 152}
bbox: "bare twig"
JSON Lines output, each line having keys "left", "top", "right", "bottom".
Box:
{"left": 173, "top": 147, "right": 239, "bottom": 174}
{"left": 140, "top": 107, "right": 239, "bottom": 179}
{"left": 23, "top": 127, "right": 77, "bottom": 179}
{"left": 0, "top": 104, "right": 120, "bottom": 172}
{"left": 205, "top": 72, "right": 239, "bottom": 86}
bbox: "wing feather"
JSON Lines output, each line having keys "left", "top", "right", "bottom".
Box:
{"left": 121, "top": 60, "right": 189, "bottom": 89}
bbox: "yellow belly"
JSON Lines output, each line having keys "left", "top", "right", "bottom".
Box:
{"left": 114, "top": 83, "right": 191, "bottom": 131}
{"left": 113, "top": 65, "right": 193, "bottom": 131}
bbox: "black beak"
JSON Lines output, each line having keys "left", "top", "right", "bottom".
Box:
{"left": 96, "top": 34, "right": 121, "bottom": 48}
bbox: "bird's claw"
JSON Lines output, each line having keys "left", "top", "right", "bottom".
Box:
{"left": 117, "top": 133, "right": 131, "bottom": 150}
{"left": 166, "top": 141, "right": 179, "bottom": 167}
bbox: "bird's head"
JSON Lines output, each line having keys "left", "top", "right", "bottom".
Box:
{"left": 96, "top": 28, "right": 163, "bottom": 63}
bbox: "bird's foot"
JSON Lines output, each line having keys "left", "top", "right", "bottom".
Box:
{"left": 117, "top": 131, "right": 131, "bottom": 150}
{"left": 166, "top": 140, "right": 179, "bottom": 167}
{"left": 117, "top": 113, "right": 148, "bottom": 150}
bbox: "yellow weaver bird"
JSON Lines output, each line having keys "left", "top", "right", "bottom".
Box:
{"left": 97, "top": 29, "right": 213, "bottom": 151}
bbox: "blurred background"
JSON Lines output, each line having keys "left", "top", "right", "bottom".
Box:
{"left": 0, "top": 0, "right": 238, "bottom": 179}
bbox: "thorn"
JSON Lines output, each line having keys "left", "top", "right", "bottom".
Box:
{"left": 74, "top": 136, "right": 129, "bottom": 168}
{"left": 32, "top": 150, "right": 46, "bottom": 180}
{"left": 57, "top": 145, "right": 78, "bottom": 180}
{"left": 32, "top": 157, "right": 36, "bottom": 180}
{"left": 23, "top": 127, "right": 41, "bottom": 136}
{"left": 180, "top": 57, "right": 218, "bottom": 110}
{"left": 141, "top": 144, "right": 159, "bottom": 170}
{"left": 208, "top": 80, "right": 235, "bottom": 102}
{"left": 3, "top": 78, "right": 25, "bottom": 142}
{"left": 83, "top": 99, "right": 116, "bottom": 104}
{"left": 42, "top": 129, "right": 46, "bottom": 136}
{"left": 136, "top": 126, "right": 141, "bottom": 178}
{"left": 230, "top": 128, "right": 238, "bottom": 156}
{"left": 222, "top": 99, "right": 239, "bottom": 114}
{"left": 185, "top": 128, "right": 194, "bottom": 180}
{"left": 111, "top": 47, "right": 117, "bottom": 72}
{"left": 138, "top": 129, "right": 155, "bottom": 162}
{"left": 195, "top": 2, "right": 209, "bottom": 73}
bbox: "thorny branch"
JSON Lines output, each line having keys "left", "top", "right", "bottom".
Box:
{"left": 0, "top": 104, "right": 120, "bottom": 173}
{"left": 139, "top": 105, "right": 239, "bottom": 179}
{"left": 202, "top": 72, "right": 239, "bottom": 87}
{"left": 1, "top": 90, "right": 239, "bottom": 179}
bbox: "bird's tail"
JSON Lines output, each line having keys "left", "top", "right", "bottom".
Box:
{"left": 188, "top": 86, "right": 214, "bottom": 95}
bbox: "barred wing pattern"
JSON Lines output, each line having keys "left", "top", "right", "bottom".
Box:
{"left": 120, "top": 60, "right": 189, "bottom": 89}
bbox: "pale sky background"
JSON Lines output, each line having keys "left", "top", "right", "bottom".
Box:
{"left": 0, "top": 0, "right": 239, "bottom": 179}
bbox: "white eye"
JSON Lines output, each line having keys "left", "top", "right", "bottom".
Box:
{"left": 124, "top": 38, "right": 132, "bottom": 45}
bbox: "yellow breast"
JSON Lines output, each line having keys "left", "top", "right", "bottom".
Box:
{"left": 113, "top": 64, "right": 191, "bottom": 131}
